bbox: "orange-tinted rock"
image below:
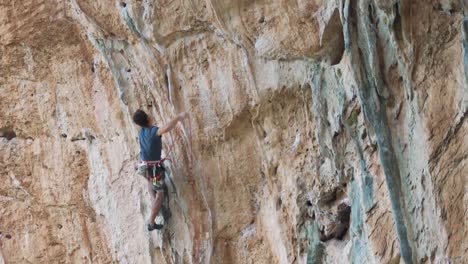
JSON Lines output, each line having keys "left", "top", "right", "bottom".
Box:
{"left": 0, "top": 0, "right": 466, "bottom": 263}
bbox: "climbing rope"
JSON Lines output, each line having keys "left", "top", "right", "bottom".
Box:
{"left": 164, "top": 116, "right": 195, "bottom": 181}
{"left": 186, "top": 117, "right": 195, "bottom": 183}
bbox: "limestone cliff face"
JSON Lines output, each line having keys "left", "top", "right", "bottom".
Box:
{"left": 1, "top": 0, "right": 466, "bottom": 263}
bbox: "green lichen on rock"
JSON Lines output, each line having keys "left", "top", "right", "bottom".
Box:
{"left": 346, "top": 108, "right": 360, "bottom": 127}
{"left": 306, "top": 222, "right": 325, "bottom": 264}
{"left": 344, "top": 1, "right": 415, "bottom": 263}
{"left": 336, "top": 68, "right": 342, "bottom": 78}
{"left": 350, "top": 179, "right": 372, "bottom": 263}
{"left": 122, "top": 10, "right": 141, "bottom": 37}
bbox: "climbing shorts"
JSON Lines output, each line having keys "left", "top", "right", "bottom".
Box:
{"left": 137, "top": 163, "right": 165, "bottom": 193}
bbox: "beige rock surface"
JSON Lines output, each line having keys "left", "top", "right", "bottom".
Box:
{"left": 1, "top": 0, "right": 466, "bottom": 263}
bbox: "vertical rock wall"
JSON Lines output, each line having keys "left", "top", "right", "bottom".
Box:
{"left": 1, "top": 0, "right": 466, "bottom": 263}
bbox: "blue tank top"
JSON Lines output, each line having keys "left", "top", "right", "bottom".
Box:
{"left": 139, "top": 126, "right": 162, "bottom": 161}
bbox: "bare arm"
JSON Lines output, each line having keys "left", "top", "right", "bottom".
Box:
{"left": 156, "top": 112, "right": 188, "bottom": 136}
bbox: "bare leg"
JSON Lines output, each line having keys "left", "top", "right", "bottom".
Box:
{"left": 148, "top": 181, "right": 156, "bottom": 200}
{"left": 148, "top": 191, "right": 165, "bottom": 225}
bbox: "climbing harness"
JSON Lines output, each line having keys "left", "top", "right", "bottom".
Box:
{"left": 137, "top": 159, "right": 167, "bottom": 181}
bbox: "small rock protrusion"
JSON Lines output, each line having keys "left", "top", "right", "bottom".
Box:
{"left": 258, "top": 16, "right": 265, "bottom": 23}
{"left": 318, "top": 202, "right": 351, "bottom": 242}
{"left": 318, "top": 188, "right": 337, "bottom": 205}
{"left": 334, "top": 204, "right": 351, "bottom": 240}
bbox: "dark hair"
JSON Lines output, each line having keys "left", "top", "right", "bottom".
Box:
{"left": 133, "top": 109, "right": 150, "bottom": 127}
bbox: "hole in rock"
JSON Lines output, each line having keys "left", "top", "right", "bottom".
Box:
{"left": 164, "top": 72, "right": 169, "bottom": 88}
{"left": 272, "top": 165, "right": 278, "bottom": 175}
{"left": 121, "top": 2, "right": 127, "bottom": 8}
{"left": 5, "top": 234, "right": 12, "bottom": 239}
{"left": 57, "top": 224, "right": 63, "bottom": 229}
{"left": 361, "top": 129, "right": 367, "bottom": 139}
{"left": 306, "top": 200, "right": 313, "bottom": 207}
{"left": 335, "top": 203, "right": 351, "bottom": 240}
{"left": 61, "top": 133, "right": 67, "bottom": 138}
{"left": 276, "top": 197, "right": 282, "bottom": 210}
{"left": 126, "top": 69, "right": 131, "bottom": 73}
{"left": 393, "top": 3, "right": 403, "bottom": 41}
{"left": 368, "top": 4, "right": 375, "bottom": 24}
{"left": 0, "top": 128, "right": 16, "bottom": 140}
{"left": 336, "top": 68, "right": 342, "bottom": 77}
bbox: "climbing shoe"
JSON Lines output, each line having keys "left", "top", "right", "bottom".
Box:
{"left": 147, "top": 223, "right": 163, "bottom": 231}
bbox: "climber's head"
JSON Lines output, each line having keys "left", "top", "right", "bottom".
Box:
{"left": 133, "top": 109, "right": 150, "bottom": 127}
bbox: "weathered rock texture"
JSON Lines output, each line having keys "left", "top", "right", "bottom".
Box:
{"left": 1, "top": 0, "right": 467, "bottom": 263}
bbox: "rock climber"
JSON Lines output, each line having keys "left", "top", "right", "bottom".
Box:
{"left": 132, "top": 109, "right": 188, "bottom": 231}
